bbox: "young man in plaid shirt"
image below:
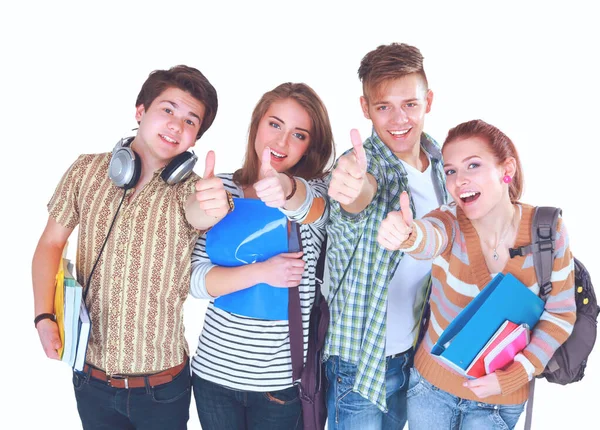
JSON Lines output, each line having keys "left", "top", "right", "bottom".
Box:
{"left": 325, "top": 43, "right": 448, "bottom": 429}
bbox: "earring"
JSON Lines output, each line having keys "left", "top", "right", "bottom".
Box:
{"left": 503, "top": 175, "right": 512, "bottom": 183}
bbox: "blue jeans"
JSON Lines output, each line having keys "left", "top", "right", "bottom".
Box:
{"left": 192, "top": 373, "right": 302, "bottom": 430}
{"left": 73, "top": 362, "right": 191, "bottom": 429}
{"left": 407, "top": 368, "right": 525, "bottom": 430}
{"left": 325, "top": 350, "right": 413, "bottom": 430}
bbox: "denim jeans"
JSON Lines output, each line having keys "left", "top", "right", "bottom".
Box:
{"left": 325, "top": 349, "right": 413, "bottom": 430}
{"left": 407, "top": 368, "right": 525, "bottom": 430}
{"left": 73, "top": 361, "right": 191, "bottom": 429}
{"left": 191, "top": 373, "right": 302, "bottom": 430}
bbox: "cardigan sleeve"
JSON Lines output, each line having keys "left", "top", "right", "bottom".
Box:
{"left": 399, "top": 207, "right": 456, "bottom": 260}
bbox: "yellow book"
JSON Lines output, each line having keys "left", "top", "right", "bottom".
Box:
{"left": 53, "top": 245, "right": 68, "bottom": 359}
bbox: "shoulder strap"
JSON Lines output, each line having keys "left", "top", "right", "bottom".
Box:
{"left": 290, "top": 233, "right": 327, "bottom": 382}
{"left": 531, "top": 206, "right": 561, "bottom": 301}
{"left": 524, "top": 379, "right": 536, "bottom": 430}
{"left": 315, "top": 235, "right": 328, "bottom": 293}
{"left": 523, "top": 206, "right": 561, "bottom": 430}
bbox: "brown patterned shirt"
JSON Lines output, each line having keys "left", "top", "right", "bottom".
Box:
{"left": 48, "top": 152, "right": 201, "bottom": 375}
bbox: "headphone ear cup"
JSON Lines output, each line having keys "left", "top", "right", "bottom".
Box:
{"left": 161, "top": 151, "right": 198, "bottom": 185}
{"left": 128, "top": 152, "right": 142, "bottom": 189}
{"left": 109, "top": 146, "right": 141, "bottom": 189}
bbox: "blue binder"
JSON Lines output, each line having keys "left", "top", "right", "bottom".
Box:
{"left": 206, "top": 198, "right": 300, "bottom": 320}
{"left": 431, "top": 273, "right": 544, "bottom": 373}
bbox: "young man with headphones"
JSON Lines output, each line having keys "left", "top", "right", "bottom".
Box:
{"left": 32, "top": 65, "right": 231, "bottom": 429}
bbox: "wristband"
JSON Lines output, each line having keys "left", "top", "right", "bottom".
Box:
{"left": 226, "top": 191, "right": 235, "bottom": 213}
{"left": 283, "top": 173, "right": 297, "bottom": 200}
{"left": 34, "top": 313, "right": 56, "bottom": 328}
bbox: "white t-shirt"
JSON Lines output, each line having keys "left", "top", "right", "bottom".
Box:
{"left": 386, "top": 159, "right": 444, "bottom": 356}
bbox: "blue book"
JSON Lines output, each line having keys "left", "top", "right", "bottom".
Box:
{"left": 206, "top": 198, "right": 301, "bottom": 320}
{"left": 431, "top": 273, "right": 544, "bottom": 374}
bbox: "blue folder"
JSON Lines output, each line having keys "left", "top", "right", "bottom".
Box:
{"left": 206, "top": 198, "right": 300, "bottom": 320}
{"left": 431, "top": 273, "right": 544, "bottom": 373}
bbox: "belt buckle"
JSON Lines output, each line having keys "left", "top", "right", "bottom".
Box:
{"left": 108, "top": 374, "right": 129, "bottom": 389}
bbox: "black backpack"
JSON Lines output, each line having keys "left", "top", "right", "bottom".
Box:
{"left": 512, "top": 207, "right": 599, "bottom": 429}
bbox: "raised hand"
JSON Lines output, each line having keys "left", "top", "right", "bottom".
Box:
{"left": 254, "top": 146, "right": 292, "bottom": 208}
{"left": 261, "top": 252, "right": 305, "bottom": 288}
{"left": 328, "top": 129, "right": 369, "bottom": 205}
{"left": 193, "top": 151, "right": 230, "bottom": 218}
{"left": 36, "top": 318, "right": 62, "bottom": 360}
{"left": 377, "top": 191, "right": 414, "bottom": 251}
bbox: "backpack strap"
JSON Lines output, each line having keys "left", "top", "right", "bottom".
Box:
{"left": 532, "top": 206, "right": 561, "bottom": 301}
{"left": 522, "top": 206, "right": 561, "bottom": 430}
{"left": 511, "top": 206, "right": 561, "bottom": 300}
{"left": 524, "top": 379, "right": 536, "bottom": 430}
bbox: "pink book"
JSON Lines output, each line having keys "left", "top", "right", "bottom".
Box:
{"left": 484, "top": 323, "right": 530, "bottom": 374}
{"left": 466, "top": 320, "right": 519, "bottom": 378}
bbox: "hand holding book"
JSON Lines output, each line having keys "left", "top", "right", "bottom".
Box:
{"left": 431, "top": 273, "right": 542, "bottom": 376}
{"left": 52, "top": 245, "right": 91, "bottom": 371}
{"left": 206, "top": 198, "right": 304, "bottom": 320}
{"left": 463, "top": 372, "right": 503, "bottom": 398}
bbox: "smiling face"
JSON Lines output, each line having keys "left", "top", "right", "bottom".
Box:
{"left": 133, "top": 86, "right": 205, "bottom": 169}
{"left": 443, "top": 135, "right": 516, "bottom": 221}
{"left": 360, "top": 73, "right": 433, "bottom": 161}
{"left": 254, "top": 98, "right": 312, "bottom": 173}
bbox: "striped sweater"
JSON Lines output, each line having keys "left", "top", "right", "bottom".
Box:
{"left": 189, "top": 174, "right": 328, "bottom": 391}
{"left": 401, "top": 202, "right": 576, "bottom": 404}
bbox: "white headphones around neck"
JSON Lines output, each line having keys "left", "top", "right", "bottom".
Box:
{"left": 108, "top": 137, "right": 198, "bottom": 189}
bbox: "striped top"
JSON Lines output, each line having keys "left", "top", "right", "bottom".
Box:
{"left": 48, "top": 152, "right": 201, "bottom": 375}
{"left": 190, "top": 173, "right": 328, "bottom": 391}
{"left": 401, "top": 203, "right": 576, "bottom": 404}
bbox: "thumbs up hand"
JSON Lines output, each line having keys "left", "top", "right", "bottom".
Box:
{"left": 377, "top": 191, "right": 414, "bottom": 251}
{"left": 254, "top": 146, "right": 293, "bottom": 208}
{"left": 328, "top": 129, "right": 370, "bottom": 206}
{"left": 203, "top": 149, "right": 216, "bottom": 179}
{"left": 193, "top": 151, "right": 230, "bottom": 218}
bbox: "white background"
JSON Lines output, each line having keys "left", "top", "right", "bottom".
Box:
{"left": 2, "top": 1, "right": 598, "bottom": 429}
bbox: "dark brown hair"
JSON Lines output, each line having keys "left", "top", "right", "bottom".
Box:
{"left": 135, "top": 65, "right": 218, "bottom": 140}
{"left": 444, "top": 119, "right": 524, "bottom": 202}
{"left": 358, "top": 43, "right": 428, "bottom": 99}
{"left": 233, "top": 83, "right": 335, "bottom": 186}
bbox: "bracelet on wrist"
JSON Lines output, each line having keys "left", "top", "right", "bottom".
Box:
{"left": 283, "top": 172, "right": 297, "bottom": 200}
{"left": 34, "top": 313, "right": 56, "bottom": 328}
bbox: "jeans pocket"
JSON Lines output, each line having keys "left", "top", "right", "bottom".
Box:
{"left": 494, "top": 403, "right": 525, "bottom": 430}
{"left": 335, "top": 358, "right": 358, "bottom": 386}
{"left": 263, "top": 386, "right": 300, "bottom": 405}
{"left": 72, "top": 371, "right": 86, "bottom": 392}
{"left": 406, "top": 368, "right": 428, "bottom": 399}
{"left": 151, "top": 367, "right": 191, "bottom": 404}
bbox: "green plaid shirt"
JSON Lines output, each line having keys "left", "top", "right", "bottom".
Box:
{"left": 324, "top": 129, "right": 448, "bottom": 411}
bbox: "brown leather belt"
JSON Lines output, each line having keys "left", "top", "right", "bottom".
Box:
{"left": 83, "top": 360, "right": 187, "bottom": 389}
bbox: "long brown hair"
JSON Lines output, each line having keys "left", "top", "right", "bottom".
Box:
{"left": 233, "top": 83, "right": 335, "bottom": 186}
{"left": 444, "top": 119, "right": 524, "bottom": 202}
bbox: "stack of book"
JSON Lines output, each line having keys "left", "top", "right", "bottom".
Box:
{"left": 54, "top": 252, "right": 90, "bottom": 371}
{"left": 463, "top": 320, "right": 530, "bottom": 378}
{"left": 431, "top": 273, "right": 544, "bottom": 378}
